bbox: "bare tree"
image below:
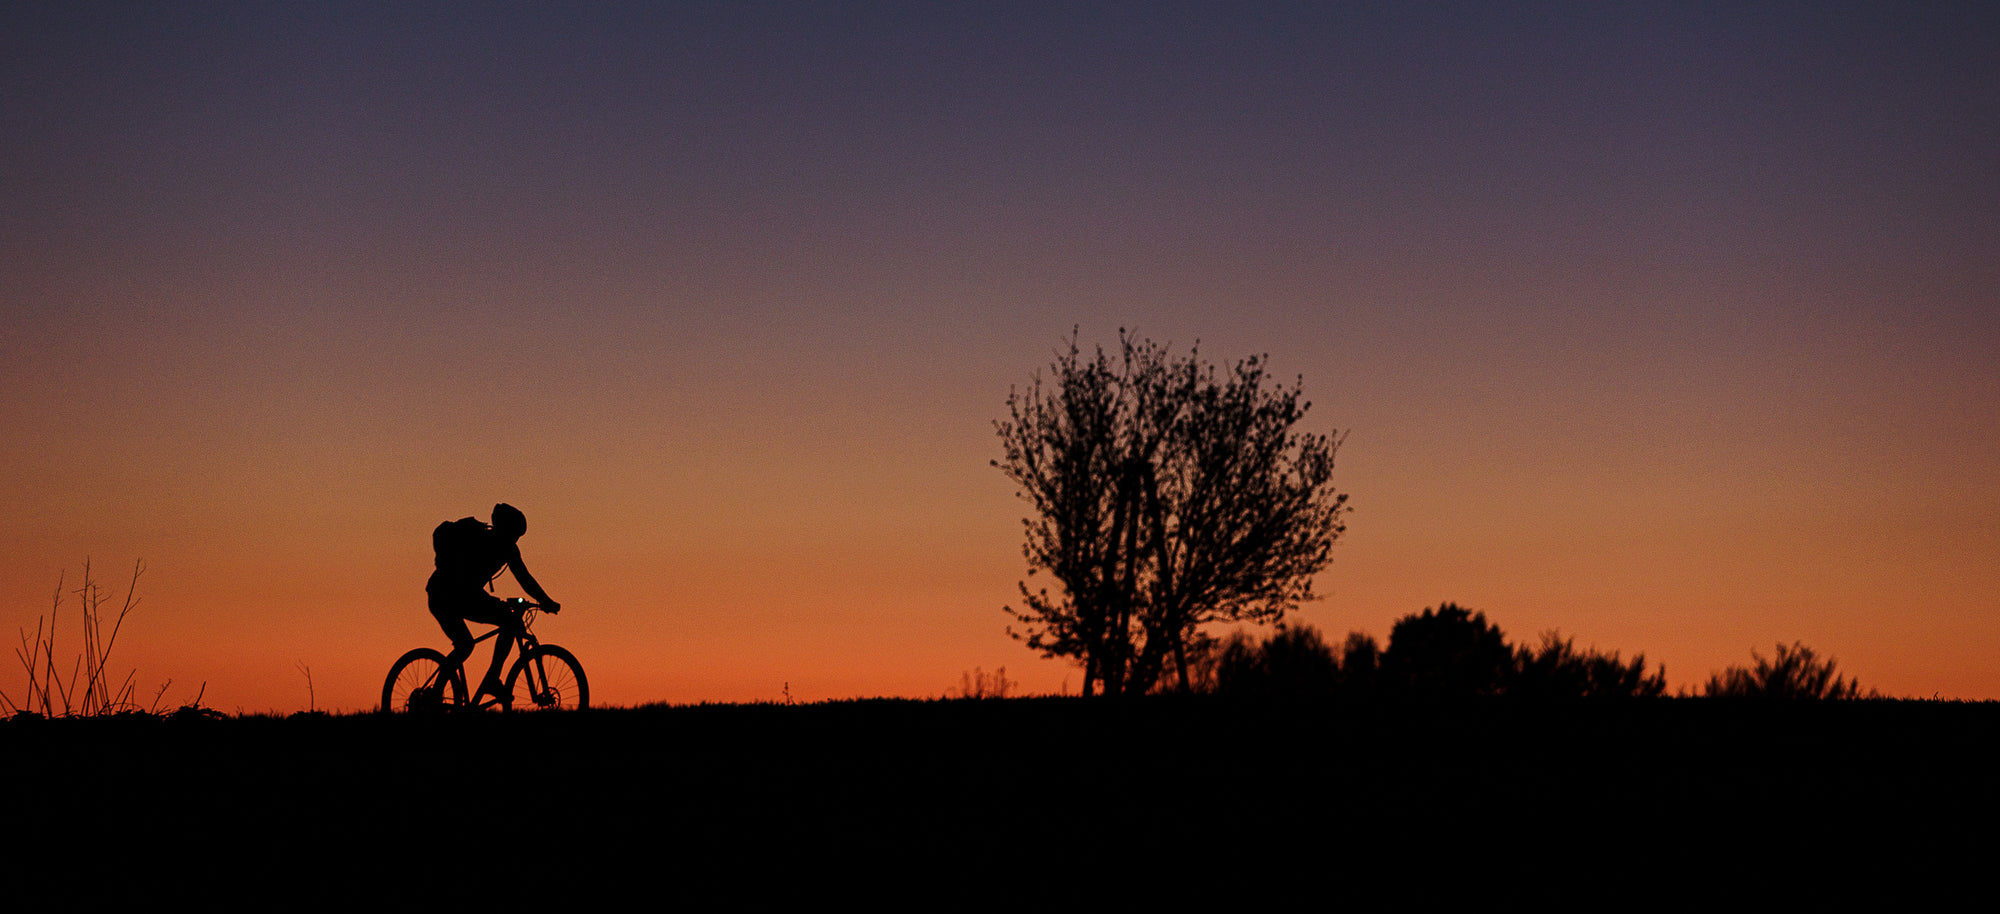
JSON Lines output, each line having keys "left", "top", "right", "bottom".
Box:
{"left": 994, "top": 331, "right": 1349, "bottom": 696}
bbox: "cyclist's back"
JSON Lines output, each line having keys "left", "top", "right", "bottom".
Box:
{"left": 429, "top": 515, "right": 510, "bottom": 599}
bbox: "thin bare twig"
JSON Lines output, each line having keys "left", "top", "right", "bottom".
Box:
{"left": 296, "top": 661, "right": 315, "bottom": 712}
{"left": 150, "top": 680, "right": 174, "bottom": 715}
{"left": 58, "top": 655, "right": 80, "bottom": 715}
{"left": 90, "top": 560, "right": 145, "bottom": 714}
{"left": 9, "top": 559, "right": 155, "bottom": 717}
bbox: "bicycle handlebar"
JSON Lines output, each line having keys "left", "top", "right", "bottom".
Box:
{"left": 504, "top": 596, "right": 560, "bottom": 616}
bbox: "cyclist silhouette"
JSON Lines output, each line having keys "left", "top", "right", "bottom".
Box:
{"left": 427, "top": 503, "right": 561, "bottom": 705}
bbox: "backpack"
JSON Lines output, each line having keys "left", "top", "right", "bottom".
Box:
{"left": 432, "top": 516, "right": 493, "bottom": 585}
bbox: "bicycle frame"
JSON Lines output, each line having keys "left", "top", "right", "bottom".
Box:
{"left": 420, "top": 601, "right": 548, "bottom": 709}
{"left": 385, "top": 597, "right": 587, "bottom": 713}
{"left": 464, "top": 606, "right": 545, "bottom": 657}
{"left": 470, "top": 609, "right": 542, "bottom": 707}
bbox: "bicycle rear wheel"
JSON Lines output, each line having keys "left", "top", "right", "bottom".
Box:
{"left": 383, "top": 648, "right": 467, "bottom": 713}
{"left": 505, "top": 645, "right": 589, "bottom": 710}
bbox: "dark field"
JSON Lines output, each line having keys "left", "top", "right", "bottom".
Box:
{"left": 6, "top": 697, "right": 1994, "bottom": 908}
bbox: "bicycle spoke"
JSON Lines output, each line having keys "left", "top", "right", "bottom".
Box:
{"left": 383, "top": 648, "right": 465, "bottom": 713}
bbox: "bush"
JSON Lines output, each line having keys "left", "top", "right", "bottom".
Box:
{"left": 1336, "top": 631, "right": 1382, "bottom": 698}
{"left": 950, "top": 667, "right": 1016, "bottom": 699}
{"left": 1512, "top": 631, "right": 1666, "bottom": 700}
{"left": 1257, "top": 626, "right": 1342, "bottom": 696}
{"left": 1207, "top": 630, "right": 1263, "bottom": 694}
{"left": 1207, "top": 625, "right": 1361, "bottom": 698}
{"left": 1702, "top": 642, "right": 1868, "bottom": 699}
{"left": 1193, "top": 603, "right": 1690, "bottom": 703}
{"left": 1381, "top": 604, "right": 1514, "bottom": 699}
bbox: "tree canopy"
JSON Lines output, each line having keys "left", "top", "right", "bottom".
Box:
{"left": 994, "top": 331, "right": 1349, "bottom": 696}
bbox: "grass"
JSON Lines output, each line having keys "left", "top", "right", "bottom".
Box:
{"left": 3, "top": 695, "right": 1992, "bottom": 904}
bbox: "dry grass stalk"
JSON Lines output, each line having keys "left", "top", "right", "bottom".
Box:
{"left": 4, "top": 559, "right": 148, "bottom": 717}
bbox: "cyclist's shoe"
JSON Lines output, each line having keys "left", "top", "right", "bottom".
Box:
{"left": 473, "top": 682, "right": 511, "bottom": 711}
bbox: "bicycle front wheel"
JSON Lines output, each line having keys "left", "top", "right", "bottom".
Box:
{"left": 383, "top": 648, "right": 466, "bottom": 713}
{"left": 505, "top": 645, "right": 589, "bottom": 711}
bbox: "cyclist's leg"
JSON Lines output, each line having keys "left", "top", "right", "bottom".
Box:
{"left": 428, "top": 596, "right": 476, "bottom": 693}
{"left": 461, "top": 594, "right": 520, "bottom": 700}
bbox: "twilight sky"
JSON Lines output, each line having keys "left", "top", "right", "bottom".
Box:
{"left": 4, "top": 2, "right": 1996, "bottom": 712}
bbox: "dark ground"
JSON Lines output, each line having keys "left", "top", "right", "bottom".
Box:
{"left": 4, "top": 697, "right": 1994, "bottom": 909}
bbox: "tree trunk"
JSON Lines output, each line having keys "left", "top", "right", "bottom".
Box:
{"left": 1099, "top": 459, "right": 1150, "bottom": 697}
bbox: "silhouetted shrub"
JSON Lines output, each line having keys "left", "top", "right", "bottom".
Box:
{"left": 1702, "top": 642, "right": 1868, "bottom": 699}
{"left": 1260, "top": 626, "right": 1342, "bottom": 695}
{"left": 1336, "top": 631, "right": 1382, "bottom": 699}
{"left": 1381, "top": 604, "right": 1513, "bottom": 699}
{"left": 1512, "top": 631, "right": 1666, "bottom": 699}
{"left": 1199, "top": 605, "right": 1665, "bottom": 702}
{"left": 1208, "top": 625, "right": 1341, "bottom": 697}
{"left": 1208, "top": 631, "right": 1263, "bottom": 694}
{"left": 950, "top": 667, "right": 1016, "bottom": 699}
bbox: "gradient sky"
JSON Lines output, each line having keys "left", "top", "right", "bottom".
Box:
{"left": 4, "top": 2, "right": 1996, "bottom": 712}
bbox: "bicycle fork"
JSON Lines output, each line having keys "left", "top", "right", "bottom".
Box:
{"left": 515, "top": 656, "right": 551, "bottom": 708}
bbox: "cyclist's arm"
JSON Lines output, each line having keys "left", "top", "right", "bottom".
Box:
{"left": 505, "top": 545, "right": 559, "bottom": 612}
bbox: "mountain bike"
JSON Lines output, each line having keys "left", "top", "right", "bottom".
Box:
{"left": 382, "top": 599, "right": 589, "bottom": 712}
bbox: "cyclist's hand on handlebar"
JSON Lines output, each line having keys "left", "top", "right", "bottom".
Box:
{"left": 544, "top": 601, "right": 561, "bottom": 615}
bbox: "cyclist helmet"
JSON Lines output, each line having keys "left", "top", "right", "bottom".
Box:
{"left": 493, "top": 502, "right": 527, "bottom": 539}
